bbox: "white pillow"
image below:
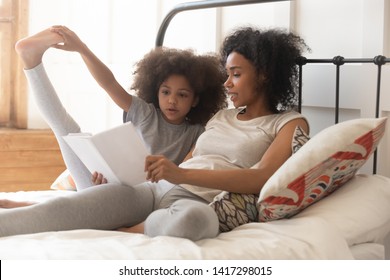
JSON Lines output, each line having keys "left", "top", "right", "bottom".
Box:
{"left": 294, "top": 174, "right": 390, "bottom": 246}
{"left": 50, "top": 169, "right": 76, "bottom": 191}
{"left": 258, "top": 117, "right": 387, "bottom": 222}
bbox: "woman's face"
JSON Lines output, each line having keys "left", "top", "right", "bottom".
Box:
{"left": 224, "top": 52, "right": 262, "bottom": 109}
{"left": 158, "top": 74, "right": 198, "bottom": 125}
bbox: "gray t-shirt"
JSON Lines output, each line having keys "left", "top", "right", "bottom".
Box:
{"left": 124, "top": 96, "right": 204, "bottom": 165}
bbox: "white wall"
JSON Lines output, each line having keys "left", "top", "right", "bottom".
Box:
{"left": 27, "top": 0, "right": 160, "bottom": 133}
{"left": 26, "top": 0, "right": 389, "bottom": 176}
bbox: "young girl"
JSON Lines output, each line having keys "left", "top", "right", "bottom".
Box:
{"left": 14, "top": 26, "right": 227, "bottom": 190}
{"left": 0, "top": 27, "right": 309, "bottom": 241}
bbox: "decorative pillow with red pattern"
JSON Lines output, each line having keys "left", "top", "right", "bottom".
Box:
{"left": 258, "top": 117, "right": 387, "bottom": 222}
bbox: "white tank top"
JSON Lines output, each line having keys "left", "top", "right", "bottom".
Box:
{"left": 180, "top": 108, "right": 307, "bottom": 202}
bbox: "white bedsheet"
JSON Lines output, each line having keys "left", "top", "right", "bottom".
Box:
{"left": 3, "top": 173, "right": 390, "bottom": 260}
{"left": 0, "top": 190, "right": 354, "bottom": 260}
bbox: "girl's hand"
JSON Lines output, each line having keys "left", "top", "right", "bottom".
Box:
{"left": 91, "top": 172, "right": 108, "bottom": 185}
{"left": 144, "top": 155, "right": 183, "bottom": 183}
{"left": 50, "top": 25, "right": 86, "bottom": 53}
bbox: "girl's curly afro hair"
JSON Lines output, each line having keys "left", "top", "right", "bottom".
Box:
{"left": 131, "top": 47, "right": 227, "bottom": 126}
{"left": 220, "top": 27, "right": 310, "bottom": 112}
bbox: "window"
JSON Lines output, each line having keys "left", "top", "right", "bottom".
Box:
{"left": 0, "top": 0, "right": 28, "bottom": 128}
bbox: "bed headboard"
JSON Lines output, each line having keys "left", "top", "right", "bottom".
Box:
{"left": 155, "top": 0, "right": 289, "bottom": 47}
{"left": 297, "top": 56, "right": 389, "bottom": 174}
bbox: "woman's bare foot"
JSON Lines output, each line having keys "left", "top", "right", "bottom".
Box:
{"left": 117, "top": 222, "right": 145, "bottom": 234}
{"left": 0, "top": 199, "right": 37, "bottom": 209}
{"left": 15, "top": 28, "right": 64, "bottom": 69}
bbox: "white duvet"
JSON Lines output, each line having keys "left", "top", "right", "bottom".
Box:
{"left": 1, "top": 174, "right": 390, "bottom": 260}
{"left": 0, "top": 206, "right": 352, "bottom": 259}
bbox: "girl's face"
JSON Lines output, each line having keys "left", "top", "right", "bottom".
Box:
{"left": 158, "top": 74, "right": 198, "bottom": 125}
{"left": 224, "top": 52, "right": 264, "bottom": 109}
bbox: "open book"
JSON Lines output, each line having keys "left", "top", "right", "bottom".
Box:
{"left": 63, "top": 122, "right": 149, "bottom": 186}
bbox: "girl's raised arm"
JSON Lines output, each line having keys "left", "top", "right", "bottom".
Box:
{"left": 51, "top": 26, "right": 132, "bottom": 112}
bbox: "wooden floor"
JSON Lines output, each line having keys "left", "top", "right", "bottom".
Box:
{"left": 0, "top": 128, "right": 66, "bottom": 192}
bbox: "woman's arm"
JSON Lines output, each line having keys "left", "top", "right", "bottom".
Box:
{"left": 145, "top": 118, "right": 309, "bottom": 194}
{"left": 50, "top": 26, "right": 132, "bottom": 111}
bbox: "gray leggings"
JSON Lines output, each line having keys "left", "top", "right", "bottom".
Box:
{"left": 0, "top": 64, "right": 219, "bottom": 241}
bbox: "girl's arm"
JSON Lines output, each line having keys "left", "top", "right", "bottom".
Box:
{"left": 145, "top": 118, "right": 309, "bottom": 194}
{"left": 50, "top": 26, "right": 132, "bottom": 112}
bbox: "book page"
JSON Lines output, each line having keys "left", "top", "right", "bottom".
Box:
{"left": 63, "top": 135, "right": 119, "bottom": 184}
{"left": 91, "top": 122, "right": 149, "bottom": 186}
{"left": 63, "top": 122, "right": 149, "bottom": 186}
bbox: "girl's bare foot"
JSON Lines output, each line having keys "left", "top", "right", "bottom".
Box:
{"left": 15, "top": 28, "right": 64, "bottom": 69}
{"left": 0, "top": 199, "right": 36, "bottom": 209}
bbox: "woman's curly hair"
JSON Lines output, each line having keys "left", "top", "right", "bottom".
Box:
{"left": 131, "top": 47, "right": 227, "bottom": 126}
{"left": 220, "top": 27, "right": 310, "bottom": 112}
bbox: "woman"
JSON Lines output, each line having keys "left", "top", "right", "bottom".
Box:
{"left": 0, "top": 27, "right": 309, "bottom": 241}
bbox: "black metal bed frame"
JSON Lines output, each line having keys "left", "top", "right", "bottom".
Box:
{"left": 155, "top": 0, "right": 389, "bottom": 173}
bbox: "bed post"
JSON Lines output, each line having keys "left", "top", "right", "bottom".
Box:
{"left": 372, "top": 55, "right": 387, "bottom": 174}
{"left": 296, "top": 56, "right": 307, "bottom": 113}
{"left": 332, "top": 56, "right": 345, "bottom": 124}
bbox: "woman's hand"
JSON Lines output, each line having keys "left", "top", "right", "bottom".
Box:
{"left": 145, "top": 155, "right": 183, "bottom": 183}
{"left": 91, "top": 172, "right": 108, "bottom": 185}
